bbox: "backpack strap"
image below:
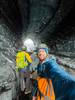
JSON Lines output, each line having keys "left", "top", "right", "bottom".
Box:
{"left": 24, "top": 52, "right": 32, "bottom": 64}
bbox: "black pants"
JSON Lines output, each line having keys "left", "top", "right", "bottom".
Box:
{"left": 19, "top": 91, "right": 31, "bottom": 100}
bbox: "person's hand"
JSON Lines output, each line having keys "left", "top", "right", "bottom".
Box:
{"left": 30, "top": 71, "right": 38, "bottom": 79}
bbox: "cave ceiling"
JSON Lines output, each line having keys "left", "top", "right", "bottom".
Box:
{"left": 0, "top": 0, "right": 75, "bottom": 44}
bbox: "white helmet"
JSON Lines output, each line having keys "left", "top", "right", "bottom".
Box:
{"left": 23, "top": 39, "right": 35, "bottom": 52}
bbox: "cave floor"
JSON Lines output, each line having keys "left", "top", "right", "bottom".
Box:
{"left": 18, "top": 92, "right": 31, "bottom": 100}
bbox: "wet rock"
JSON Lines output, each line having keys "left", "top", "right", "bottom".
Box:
{"left": 0, "top": 24, "right": 19, "bottom": 99}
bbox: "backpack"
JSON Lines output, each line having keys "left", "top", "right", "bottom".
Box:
{"left": 16, "top": 51, "right": 32, "bottom": 70}
{"left": 37, "top": 77, "right": 55, "bottom": 100}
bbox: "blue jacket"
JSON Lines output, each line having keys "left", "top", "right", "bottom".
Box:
{"left": 33, "top": 58, "right": 75, "bottom": 100}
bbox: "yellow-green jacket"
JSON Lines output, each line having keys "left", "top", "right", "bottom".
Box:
{"left": 16, "top": 51, "right": 32, "bottom": 70}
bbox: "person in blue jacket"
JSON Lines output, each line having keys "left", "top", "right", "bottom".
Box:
{"left": 32, "top": 43, "right": 75, "bottom": 100}
{"left": 32, "top": 43, "right": 55, "bottom": 100}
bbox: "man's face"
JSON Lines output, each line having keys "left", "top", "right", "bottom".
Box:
{"left": 38, "top": 49, "right": 47, "bottom": 61}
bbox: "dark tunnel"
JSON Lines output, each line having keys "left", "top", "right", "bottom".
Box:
{"left": 0, "top": 0, "right": 75, "bottom": 100}
{"left": 0, "top": 0, "right": 75, "bottom": 49}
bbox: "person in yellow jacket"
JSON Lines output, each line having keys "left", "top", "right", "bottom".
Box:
{"left": 16, "top": 47, "right": 32, "bottom": 70}
{"left": 16, "top": 47, "right": 32, "bottom": 95}
{"left": 32, "top": 44, "right": 55, "bottom": 100}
